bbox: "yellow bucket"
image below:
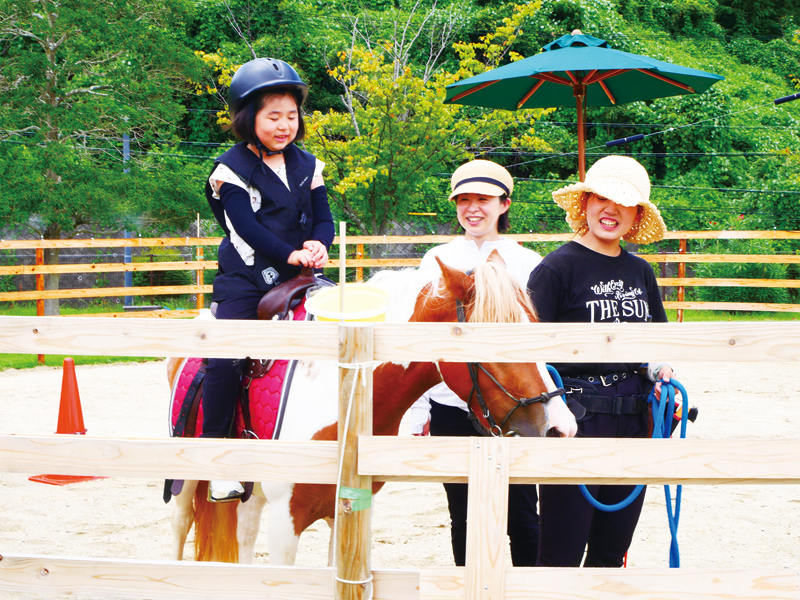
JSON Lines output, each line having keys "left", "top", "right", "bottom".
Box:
{"left": 305, "top": 284, "right": 389, "bottom": 322}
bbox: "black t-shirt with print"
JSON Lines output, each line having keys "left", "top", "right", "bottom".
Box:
{"left": 527, "top": 241, "right": 667, "bottom": 378}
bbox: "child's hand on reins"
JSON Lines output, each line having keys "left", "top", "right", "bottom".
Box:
{"left": 653, "top": 364, "right": 674, "bottom": 397}
{"left": 303, "top": 240, "right": 328, "bottom": 268}
{"left": 288, "top": 248, "right": 315, "bottom": 267}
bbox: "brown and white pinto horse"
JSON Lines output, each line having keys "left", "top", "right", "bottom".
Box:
{"left": 166, "top": 252, "right": 577, "bottom": 565}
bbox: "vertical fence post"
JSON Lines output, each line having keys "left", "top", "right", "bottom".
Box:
{"left": 196, "top": 216, "right": 204, "bottom": 311}
{"left": 35, "top": 247, "right": 45, "bottom": 365}
{"left": 124, "top": 231, "right": 133, "bottom": 308}
{"left": 356, "top": 243, "right": 364, "bottom": 282}
{"left": 196, "top": 245, "right": 205, "bottom": 310}
{"left": 465, "top": 437, "right": 509, "bottom": 600}
{"left": 335, "top": 323, "right": 373, "bottom": 600}
{"left": 677, "top": 238, "right": 687, "bottom": 323}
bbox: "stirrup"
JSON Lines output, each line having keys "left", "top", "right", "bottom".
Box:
{"left": 208, "top": 480, "right": 245, "bottom": 503}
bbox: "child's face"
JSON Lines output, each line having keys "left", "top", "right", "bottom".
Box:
{"left": 254, "top": 93, "right": 299, "bottom": 152}
{"left": 454, "top": 193, "right": 510, "bottom": 241}
{"left": 583, "top": 193, "right": 640, "bottom": 246}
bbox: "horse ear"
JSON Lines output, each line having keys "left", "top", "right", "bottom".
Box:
{"left": 486, "top": 249, "right": 506, "bottom": 267}
{"left": 434, "top": 256, "right": 473, "bottom": 300}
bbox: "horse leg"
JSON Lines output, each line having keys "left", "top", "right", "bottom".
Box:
{"left": 236, "top": 493, "right": 267, "bottom": 564}
{"left": 171, "top": 479, "right": 198, "bottom": 561}
{"left": 263, "top": 484, "right": 302, "bottom": 565}
{"left": 325, "top": 517, "right": 335, "bottom": 566}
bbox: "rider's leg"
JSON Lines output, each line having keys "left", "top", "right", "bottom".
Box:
{"left": 202, "top": 292, "right": 261, "bottom": 501}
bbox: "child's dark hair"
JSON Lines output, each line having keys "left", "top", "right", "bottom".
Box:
{"left": 229, "top": 86, "right": 306, "bottom": 146}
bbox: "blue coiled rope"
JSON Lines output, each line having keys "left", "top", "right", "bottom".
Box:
{"left": 546, "top": 365, "right": 689, "bottom": 567}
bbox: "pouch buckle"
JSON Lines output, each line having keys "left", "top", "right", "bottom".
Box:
{"left": 611, "top": 395, "right": 624, "bottom": 416}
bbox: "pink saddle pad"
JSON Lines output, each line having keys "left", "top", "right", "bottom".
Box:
{"left": 169, "top": 300, "right": 308, "bottom": 440}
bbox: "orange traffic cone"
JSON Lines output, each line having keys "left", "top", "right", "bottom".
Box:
{"left": 29, "top": 358, "right": 103, "bottom": 485}
{"left": 55, "top": 357, "right": 86, "bottom": 434}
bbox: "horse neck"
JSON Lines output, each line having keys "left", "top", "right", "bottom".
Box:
{"left": 372, "top": 361, "right": 440, "bottom": 436}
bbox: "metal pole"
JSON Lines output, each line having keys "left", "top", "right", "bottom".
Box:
{"left": 123, "top": 134, "right": 132, "bottom": 307}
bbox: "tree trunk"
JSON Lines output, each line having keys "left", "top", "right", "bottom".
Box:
{"left": 42, "top": 224, "right": 61, "bottom": 316}
{"left": 43, "top": 247, "right": 60, "bottom": 316}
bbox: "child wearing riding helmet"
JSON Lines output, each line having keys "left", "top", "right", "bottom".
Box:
{"left": 203, "top": 58, "right": 334, "bottom": 502}
{"left": 410, "top": 159, "right": 544, "bottom": 566}
{"left": 527, "top": 155, "right": 672, "bottom": 567}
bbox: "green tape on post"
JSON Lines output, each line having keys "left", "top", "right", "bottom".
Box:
{"left": 339, "top": 486, "right": 372, "bottom": 512}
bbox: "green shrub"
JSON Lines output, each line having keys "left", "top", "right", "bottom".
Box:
{"left": 693, "top": 238, "right": 794, "bottom": 306}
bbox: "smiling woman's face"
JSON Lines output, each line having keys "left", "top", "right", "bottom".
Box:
{"left": 454, "top": 193, "right": 510, "bottom": 244}
{"left": 580, "top": 193, "right": 640, "bottom": 255}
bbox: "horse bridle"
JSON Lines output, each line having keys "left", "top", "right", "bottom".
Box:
{"left": 456, "top": 299, "right": 564, "bottom": 437}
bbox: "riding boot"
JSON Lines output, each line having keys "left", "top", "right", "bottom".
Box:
{"left": 202, "top": 357, "right": 246, "bottom": 502}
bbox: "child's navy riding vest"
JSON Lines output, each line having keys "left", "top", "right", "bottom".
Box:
{"left": 206, "top": 142, "right": 316, "bottom": 292}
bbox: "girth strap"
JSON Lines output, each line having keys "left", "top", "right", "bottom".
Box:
{"left": 174, "top": 359, "right": 208, "bottom": 438}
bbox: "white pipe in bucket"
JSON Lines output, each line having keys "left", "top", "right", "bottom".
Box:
{"left": 339, "top": 222, "right": 346, "bottom": 323}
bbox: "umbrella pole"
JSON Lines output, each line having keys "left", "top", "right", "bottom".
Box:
{"left": 576, "top": 91, "right": 586, "bottom": 182}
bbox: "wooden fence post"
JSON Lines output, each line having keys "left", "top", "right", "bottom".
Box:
{"left": 196, "top": 246, "right": 204, "bottom": 310}
{"left": 35, "top": 247, "right": 45, "bottom": 365}
{"left": 356, "top": 244, "right": 364, "bottom": 283}
{"left": 465, "top": 437, "right": 509, "bottom": 600}
{"left": 335, "top": 324, "right": 373, "bottom": 600}
{"left": 677, "top": 238, "right": 687, "bottom": 323}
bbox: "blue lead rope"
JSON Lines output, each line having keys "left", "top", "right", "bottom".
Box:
{"left": 546, "top": 365, "right": 689, "bottom": 568}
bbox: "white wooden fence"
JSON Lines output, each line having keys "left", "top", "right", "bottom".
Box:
{"left": 1, "top": 317, "right": 799, "bottom": 599}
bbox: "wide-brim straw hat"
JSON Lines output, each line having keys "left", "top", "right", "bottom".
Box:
{"left": 552, "top": 155, "right": 666, "bottom": 244}
{"left": 449, "top": 160, "right": 514, "bottom": 200}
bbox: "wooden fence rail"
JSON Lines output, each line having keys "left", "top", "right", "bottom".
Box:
{"left": 1, "top": 317, "right": 799, "bottom": 599}
{"left": 1, "top": 232, "right": 799, "bottom": 319}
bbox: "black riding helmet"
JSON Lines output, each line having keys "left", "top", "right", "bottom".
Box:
{"left": 228, "top": 57, "right": 308, "bottom": 113}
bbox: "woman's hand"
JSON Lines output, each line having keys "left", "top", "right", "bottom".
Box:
{"left": 303, "top": 240, "right": 328, "bottom": 268}
{"left": 653, "top": 364, "right": 674, "bottom": 397}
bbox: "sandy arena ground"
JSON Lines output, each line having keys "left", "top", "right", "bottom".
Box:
{"left": 1, "top": 359, "right": 799, "bottom": 599}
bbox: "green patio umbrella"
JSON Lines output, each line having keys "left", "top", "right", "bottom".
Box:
{"left": 444, "top": 30, "right": 724, "bottom": 180}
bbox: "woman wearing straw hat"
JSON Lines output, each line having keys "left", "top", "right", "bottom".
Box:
{"left": 410, "top": 159, "right": 545, "bottom": 567}
{"left": 527, "top": 155, "right": 672, "bottom": 567}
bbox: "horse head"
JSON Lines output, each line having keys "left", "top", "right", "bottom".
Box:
{"left": 411, "top": 251, "right": 577, "bottom": 438}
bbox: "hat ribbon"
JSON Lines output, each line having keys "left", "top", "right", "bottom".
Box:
{"left": 453, "top": 176, "right": 510, "bottom": 195}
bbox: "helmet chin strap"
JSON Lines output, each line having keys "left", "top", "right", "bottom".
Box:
{"left": 256, "top": 142, "right": 284, "bottom": 157}
{"left": 254, "top": 142, "right": 284, "bottom": 174}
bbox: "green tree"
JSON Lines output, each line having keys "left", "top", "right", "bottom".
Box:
{"left": 0, "top": 0, "right": 206, "bottom": 313}
{"left": 305, "top": 2, "right": 550, "bottom": 235}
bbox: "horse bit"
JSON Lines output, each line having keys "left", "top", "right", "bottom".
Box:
{"left": 456, "top": 299, "right": 564, "bottom": 437}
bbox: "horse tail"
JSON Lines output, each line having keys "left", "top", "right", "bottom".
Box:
{"left": 194, "top": 481, "right": 239, "bottom": 563}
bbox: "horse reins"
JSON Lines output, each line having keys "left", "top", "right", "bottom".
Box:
{"left": 456, "top": 300, "right": 564, "bottom": 437}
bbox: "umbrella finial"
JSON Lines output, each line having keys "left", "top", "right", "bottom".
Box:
{"left": 571, "top": 29, "right": 582, "bottom": 35}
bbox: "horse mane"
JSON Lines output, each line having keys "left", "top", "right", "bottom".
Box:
{"left": 470, "top": 260, "right": 538, "bottom": 323}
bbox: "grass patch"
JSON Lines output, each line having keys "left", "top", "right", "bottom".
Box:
{"left": 666, "top": 310, "right": 800, "bottom": 321}
{"left": 0, "top": 354, "right": 161, "bottom": 371}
